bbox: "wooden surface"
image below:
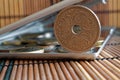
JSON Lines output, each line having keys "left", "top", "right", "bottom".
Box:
{"left": 0, "top": 0, "right": 61, "bottom": 28}
{"left": 0, "top": 36, "right": 120, "bottom": 80}
{"left": 0, "top": 0, "right": 120, "bottom": 28}
{"left": 91, "top": 0, "right": 120, "bottom": 27}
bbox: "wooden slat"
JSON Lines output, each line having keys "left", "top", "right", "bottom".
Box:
{"left": 3, "top": 60, "right": 13, "bottom": 80}
{"left": 4, "top": 0, "right": 10, "bottom": 26}
{"left": 39, "top": 60, "right": 46, "bottom": 80}
{"left": 117, "top": 0, "right": 120, "bottom": 27}
{"left": 23, "top": 0, "right": 30, "bottom": 16}
{"left": 0, "top": 0, "right": 5, "bottom": 27}
{"left": 64, "top": 61, "right": 79, "bottom": 80}
{"left": 0, "top": 60, "right": 9, "bottom": 80}
{"left": 18, "top": 0, "right": 24, "bottom": 19}
{"left": 10, "top": 60, "right": 18, "bottom": 80}
{"left": 15, "top": 60, "right": 23, "bottom": 80}
{"left": 34, "top": 60, "right": 40, "bottom": 80}
{"left": 108, "top": 0, "right": 113, "bottom": 26}
{"left": 44, "top": 60, "right": 53, "bottom": 80}
{"left": 14, "top": 0, "right": 20, "bottom": 21}
{"left": 59, "top": 61, "right": 73, "bottom": 80}
{"left": 28, "top": 60, "right": 34, "bottom": 80}
{"left": 112, "top": 0, "right": 117, "bottom": 27}
{"left": 9, "top": 0, "right": 15, "bottom": 23}
{"left": 54, "top": 61, "right": 66, "bottom": 80}
{"left": 49, "top": 61, "right": 59, "bottom": 80}
{"left": 22, "top": 60, "right": 28, "bottom": 80}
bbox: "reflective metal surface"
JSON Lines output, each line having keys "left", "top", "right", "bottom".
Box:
{"left": 0, "top": 0, "right": 114, "bottom": 60}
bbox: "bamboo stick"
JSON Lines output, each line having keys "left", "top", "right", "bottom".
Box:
{"left": 79, "top": 61, "right": 100, "bottom": 80}
{"left": 28, "top": 60, "right": 34, "bottom": 80}
{"left": 98, "top": 58, "right": 120, "bottom": 78}
{"left": 100, "top": 50, "right": 120, "bottom": 68}
{"left": 34, "top": 0, "right": 39, "bottom": 12}
{"left": 100, "top": 50, "right": 111, "bottom": 58}
{"left": 22, "top": 60, "right": 28, "bottom": 80}
{"left": 108, "top": 0, "right": 113, "bottom": 26}
{"left": 43, "top": 0, "right": 46, "bottom": 9}
{"left": 15, "top": 60, "right": 23, "bottom": 80}
{"left": 104, "top": 49, "right": 117, "bottom": 57}
{"left": 30, "top": 0, "right": 34, "bottom": 14}
{"left": 14, "top": 0, "right": 20, "bottom": 21}
{"left": 10, "top": 60, "right": 18, "bottom": 80}
{"left": 4, "top": 0, "right": 10, "bottom": 26}
{"left": 4, "top": 60, "right": 13, "bottom": 80}
{"left": 105, "top": 47, "right": 120, "bottom": 56}
{"left": 34, "top": 60, "right": 40, "bottom": 80}
{"left": 84, "top": 61, "right": 106, "bottom": 80}
{"left": 110, "top": 46, "right": 120, "bottom": 54}
{"left": 0, "top": 60, "right": 9, "bottom": 80}
{"left": 109, "top": 48, "right": 120, "bottom": 56}
{"left": 117, "top": 3, "right": 120, "bottom": 28}
{"left": 39, "top": 60, "right": 46, "bottom": 80}
{"left": 54, "top": 61, "right": 66, "bottom": 80}
{"left": 0, "top": 0, "right": 5, "bottom": 27}
{"left": 59, "top": 61, "right": 73, "bottom": 80}
{"left": 108, "top": 59, "right": 120, "bottom": 69}
{"left": 49, "top": 61, "right": 59, "bottom": 80}
{"left": 44, "top": 60, "right": 53, "bottom": 80}
{"left": 70, "top": 61, "right": 87, "bottom": 80}
{"left": 23, "top": 0, "right": 29, "bottom": 16}
{"left": 94, "top": 60, "right": 119, "bottom": 80}
{"left": 89, "top": 61, "right": 112, "bottom": 79}
{"left": 19, "top": 0, "right": 24, "bottom": 19}
{"left": 101, "top": 50, "right": 115, "bottom": 58}
{"left": 9, "top": 0, "right": 15, "bottom": 23}
{"left": 113, "top": 0, "right": 117, "bottom": 27}
{"left": 64, "top": 61, "right": 79, "bottom": 80}
{"left": 75, "top": 61, "right": 94, "bottom": 80}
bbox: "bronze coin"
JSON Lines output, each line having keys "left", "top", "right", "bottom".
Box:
{"left": 54, "top": 5, "right": 101, "bottom": 53}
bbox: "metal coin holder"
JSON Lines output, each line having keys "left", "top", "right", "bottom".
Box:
{"left": 0, "top": 0, "right": 116, "bottom": 60}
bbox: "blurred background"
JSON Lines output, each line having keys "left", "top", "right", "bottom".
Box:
{"left": 0, "top": 0, "right": 119, "bottom": 28}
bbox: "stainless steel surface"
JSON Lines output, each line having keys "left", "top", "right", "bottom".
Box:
{"left": 0, "top": 27, "right": 116, "bottom": 60}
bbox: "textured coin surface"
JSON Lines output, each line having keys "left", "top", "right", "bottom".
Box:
{"left": 54, "top": 5, "right": 101, "bottom": 53}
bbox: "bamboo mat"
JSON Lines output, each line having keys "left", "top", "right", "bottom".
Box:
{"left": 0, "top": 0, "right": 61, "bottom": 28}
{"left": 1, "top": 0, "right": 120, "bottom": 28}
{"left": 0, "top": 36, "right": 120, "bottom": 80}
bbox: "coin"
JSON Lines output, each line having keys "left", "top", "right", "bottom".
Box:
{"left": 10, "top": 46, "right": 45, "bottom": 53}
{"left": 54, "top": 5, "right": 101, "bottom": 53}
{"left": 2, "top": 40, "right": 21, "bottom": 46}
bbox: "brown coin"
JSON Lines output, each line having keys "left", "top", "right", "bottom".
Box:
{"left": 54, "top": 5, "right": 101, "bottom": 53}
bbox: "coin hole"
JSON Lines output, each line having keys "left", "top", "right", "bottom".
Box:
{"left": 72, "top": 25, "right": 81, "bottom": 34}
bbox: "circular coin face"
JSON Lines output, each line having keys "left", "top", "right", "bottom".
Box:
{"left": 54, "top": 5, "right": 101, "bottom": 53}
